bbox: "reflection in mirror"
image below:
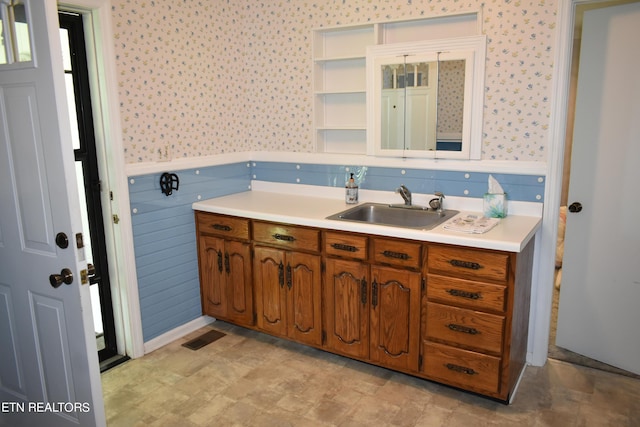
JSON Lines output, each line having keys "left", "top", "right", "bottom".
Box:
{"left": 436, "top": 59, "right": 465, "bottom": 151}
{"left": 0, "top": 0, "right": 32, "bottom": 65}
{"left": 380, "top": 58, "right": 467, "bottom": 154}
{"left": 367, "top": 36, "right": 486, "bottom": 160}
{"left": 381, "top": 59, "right": 438, "bottom": 152}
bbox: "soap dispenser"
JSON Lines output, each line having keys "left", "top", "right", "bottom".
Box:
{"left": 345, "top": 173, "right": 359, "bottom": 204}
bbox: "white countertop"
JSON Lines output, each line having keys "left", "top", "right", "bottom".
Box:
{"left": 192, "top": 191, "right": 541, "bottom": 252}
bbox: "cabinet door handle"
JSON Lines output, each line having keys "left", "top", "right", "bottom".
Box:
{"left": 286, "top": 263, "right": 292, "bottom": 290}
{"left": 382, "top": 250, "right": 410, "bottom": 260}
{"left": 371, "top": 279, "right": 378, "bottom": 308}
{"left": 212, "top": 224, "right": 232, "bottom": 232}
{"left": 445, "top": 363, "right": 477, "bottom": 376}
{"left": 449, "top": 259, "right": 482, "bottom": 270}
{"left": 278, "top": 261, "right": 285, "bottom": 287}
{"left": 224, "top": 252, "right": 230, "bottom": 274}
{"left": 447, "top": 323, "right": 479, "bottom": 335}
{"left": 331, "top": 243, "right": 358, "bottom": 252}
{"left": 361, "top": 277, "right": 367, "bottom": 305}
{"left": 447, "top": 289, "right": 481, "bottom": 300}
{"left": 273, "top": 233, "right": 296, "bottom": 242}
{"left": 217, "top": 250, "right": 223, "bottom": 273}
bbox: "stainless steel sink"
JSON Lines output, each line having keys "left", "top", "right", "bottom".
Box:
{"left": 326, "top": 203, "right": 458, "bottom": 230}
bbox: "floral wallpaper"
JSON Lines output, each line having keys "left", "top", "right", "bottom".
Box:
{"left": 437, "top": 59, "right": 465, "bottom": 136}
{"left": 112, "top": 0, "right": 557, "bottom": 163}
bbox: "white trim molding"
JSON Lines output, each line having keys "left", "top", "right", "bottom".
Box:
{"left": 62, "top": 0, "right": 145, "bottom": 359}
{"left": 527, "top": 0, "right": 578, "bottom": 366}
{"left": 125, "top": 150, "right": 548, "bottom": 177}
{"left": 144, "top": 316, "right": 216, "bottom": 354}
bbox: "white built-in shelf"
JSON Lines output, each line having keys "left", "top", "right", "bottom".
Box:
{"left": 312, "top": 12, "right": 481, "bottom": 155}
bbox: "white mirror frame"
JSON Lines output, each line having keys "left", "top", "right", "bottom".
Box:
{"left": 366, "top": 35, "right": 486, "bottom": 160}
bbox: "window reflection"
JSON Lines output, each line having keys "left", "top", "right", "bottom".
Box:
{"left": 0, "top": 0, "right": 32, "bottom": 65}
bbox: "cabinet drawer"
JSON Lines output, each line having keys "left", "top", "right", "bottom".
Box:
{"left": 324, "top": 231, "right": 368, "bottom": 260}
{"left": 196, "top": 212, "right": 250, "bottom": 240}
{"left": 253, "top": 221, "right": 320, "bottom": 253}
{"left": 427, "top": 274, "right": 507, "bottom": 313}
{"left": 428, "top": 245, "right": 509, "bottom": 283}
{"left": 425, "top": 302, "right": 504, "bottom": 354}
{"left": 371, "top": 237, "right": 422, "bottom": 269}
{"left": 423, "top": 341, "right": 500, "bottom": 394}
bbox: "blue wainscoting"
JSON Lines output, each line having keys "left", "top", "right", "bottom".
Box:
{"left": 129, "top": 162, "right": 251, "bottom": 342}
{"left": 252, "top": 162, "right": 545, "bottom": 202}
{"left": 129, "top": 159, "right": 544, "bottom": 343}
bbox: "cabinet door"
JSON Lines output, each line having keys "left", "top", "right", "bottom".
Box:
{"left": 324, "top": 258, "right": 370, "bottom": 359}
{"left": 225, "top": 240, "right": 254, "bottom": 326}
{"left": 198, "top": 235, "right": 227, "bottom": 318}
{"left": 286, "top": 252, "right": 322, "bottom": 346}
{"left": 254, "top": 246, "right": 287, "bottom": 337}
{"left": 370, "top": 265, "right": 421, "bottom": 372}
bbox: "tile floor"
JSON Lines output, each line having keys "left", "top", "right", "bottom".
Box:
{"left": 101, "top": 321, "right": 640, "bottom": 426}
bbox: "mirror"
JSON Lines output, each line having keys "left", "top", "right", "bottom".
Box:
{"left": 366, "top": 36, "right": 486, "bottom": 159}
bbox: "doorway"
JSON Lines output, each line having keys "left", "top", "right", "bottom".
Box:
{"left": 548, "top": 0, "right": 640, "bottom": 378}
{"left": 59, "top": 10, "right": 128, "bottom": 371}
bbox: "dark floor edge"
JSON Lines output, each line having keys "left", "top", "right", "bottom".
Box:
{"left": 100, "top": 355, "right": 130, "bottom": 373}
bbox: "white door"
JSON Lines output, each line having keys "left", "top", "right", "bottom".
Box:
{"left": 556, "top": 2, "right": 640, "bottom": 375}
{"left": 0, "top": 1, "right": 105, "bottom": 426}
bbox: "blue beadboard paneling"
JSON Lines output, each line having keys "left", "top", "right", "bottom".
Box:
{"left": 129, "top": 159, "right": 543, "bottom": 343}
{"left": 252, "top": 162, "right": 544, "bottom": 202}
{"left": 129, "top": 162, "right": 251, "bottom": 342}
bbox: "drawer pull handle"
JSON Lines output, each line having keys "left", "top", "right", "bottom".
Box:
{"left": 447, "top": 324, "right": 479, "bottom": 335}
{"left": 447, "top": 289, "right": 481, "bottom": 300}
{"left": 382, "top": 250, "right": 410, "bottom": 260}
{"left": 361, "top": 277, "right": 367, "bottom": 305}
{"left": 331, "top": 243, "right": 358, "bottom": 252}
{"left": 445, "top": 363, "right": 477, "bottom": 376}
{"left": 212, "top": 224, "right": 232, "bottom": 232}
{"left": 273, "top": 233, "right": 296, "bottom": 242}
{"left": 449, "top": 259, "right": 482, "bottom": 270}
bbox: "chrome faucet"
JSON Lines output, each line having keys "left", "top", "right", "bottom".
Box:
{"left": 396, "top": 185, "right": 412, "bottom": 206}
{"left": 429, "top": 191, "right": 445, "bottom": 214}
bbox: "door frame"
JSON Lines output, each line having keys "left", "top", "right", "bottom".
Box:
{"left": 532, "top": 0, "right": 617, "bottom": 366}
{"left": 60, "top": 0, "right": 144, "bottom": 358}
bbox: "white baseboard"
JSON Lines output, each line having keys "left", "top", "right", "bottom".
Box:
{"left": 142, "top": 316, "right": 216, "bottom": 355}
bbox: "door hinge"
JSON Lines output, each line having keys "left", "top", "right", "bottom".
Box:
{"left": 110, "top": 191, "right": 114, "bottom": 201}
{"left": 112, "top": 214, "right": 120, "bottom": 224}
{"left": 421, "top": 277, "right": 426, "bottom": 292}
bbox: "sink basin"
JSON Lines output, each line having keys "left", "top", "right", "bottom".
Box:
{"left": 326, "top": 203, "right": 458, "bottom": 230}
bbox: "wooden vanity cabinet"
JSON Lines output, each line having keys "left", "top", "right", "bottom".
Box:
{"left": 195, "top": 210, "right": 534, "bottom": 402}
{"left": 369, "top": 264, "right": 422, "bottom": 372}
{"left": 253, "top": 222, "right": 323, "bottom": 347}
{"left": 323, "top": 231, "right": 422, "bottom": 372}
{"left": 195, "top": 212, "right": 253, "bottom": 326}
{"left": 323, "top": 257, "right": 370, "bottom": 359}
{"left": 421, "top": 242, "right": 534, "bottom": 401}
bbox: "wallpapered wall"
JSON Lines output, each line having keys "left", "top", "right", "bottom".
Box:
{"left": 112, "top": 0, "right": 557, "bottom": 163}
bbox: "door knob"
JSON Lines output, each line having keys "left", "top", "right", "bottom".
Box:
{"left": 568, "top": 202, "right": 583, "bottom": 213}
{"left": 49, "top": 268, "right": 73, "bottom": 288}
